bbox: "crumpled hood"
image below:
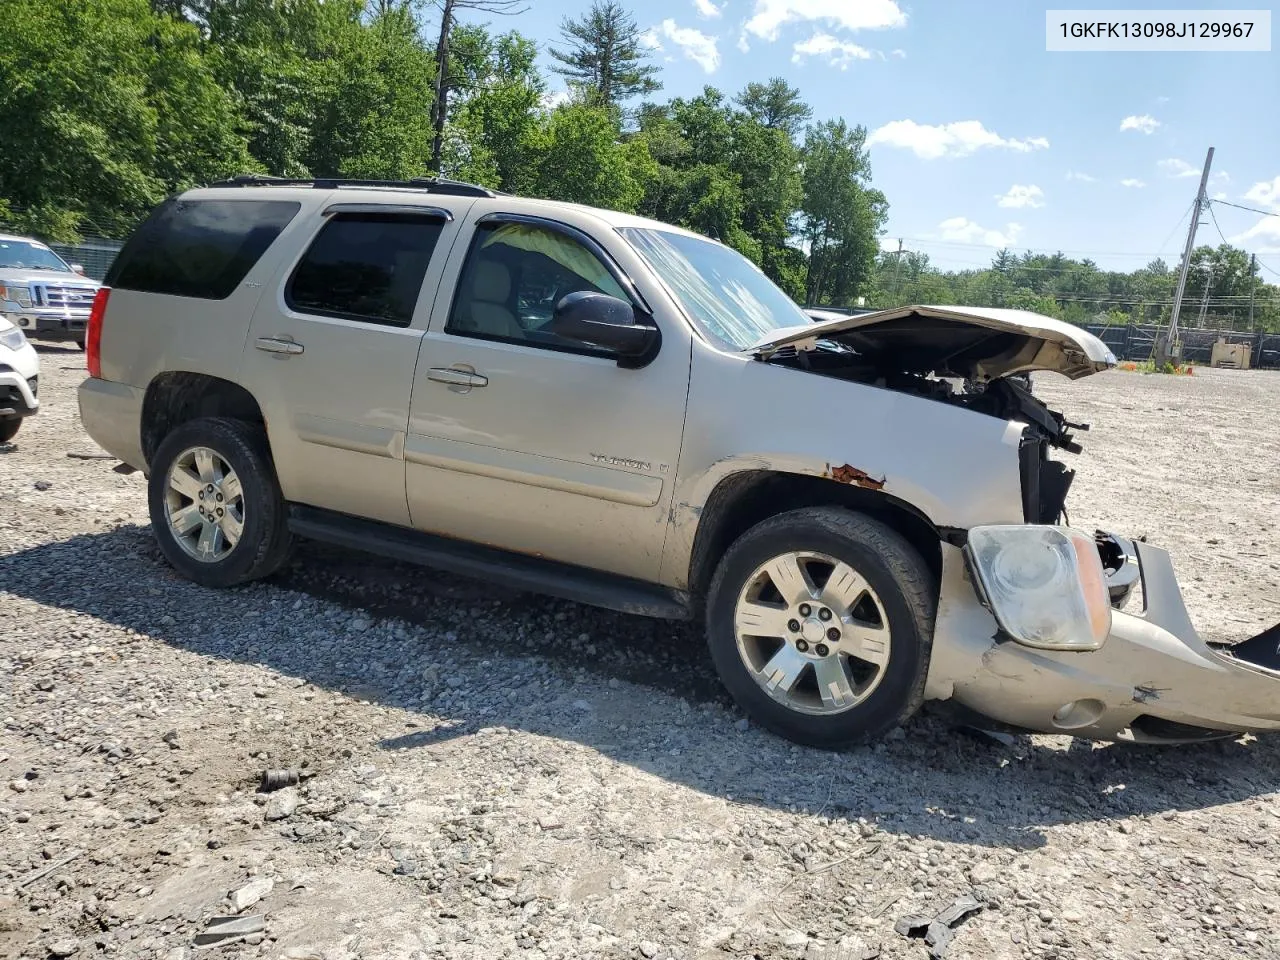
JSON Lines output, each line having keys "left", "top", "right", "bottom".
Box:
{"left": 752, "top": 304, "right": 1117, "bottom": 380}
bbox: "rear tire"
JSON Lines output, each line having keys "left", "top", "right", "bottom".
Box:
{"left": 0, "top": 419, "right": 19, "bottom": 443}
{"left": 148, "top": 417, "right": 292, "bottom": 588}
{"left": 706, "top": 507, "right": 936, "bottom": 748}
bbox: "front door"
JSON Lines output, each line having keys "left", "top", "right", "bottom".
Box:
{"left": 405, "top": 212, "right": 691, "bottom": 583}
{"left": 240, "top": 198, "right": 472, "bottom": 525}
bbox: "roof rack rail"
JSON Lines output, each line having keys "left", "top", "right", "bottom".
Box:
{"left": 205, "top": 174, "right": 496, "bottom": 199}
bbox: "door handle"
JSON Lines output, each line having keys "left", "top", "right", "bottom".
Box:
{"left": 255, "top": 336, "right": 304, "bottom": 356}
{"left": 427, "top": 367, "right": 488, "bottom": 388}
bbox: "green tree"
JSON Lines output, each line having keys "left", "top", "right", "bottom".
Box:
{"left": 442, "top": 28, "right": 544, "bottom": 190}
{"left": 429, "top": 0, "right": 527, "bottom": 173}
{"left": 0, "top": 0, "right": 253, "bottom": 240}
{"left": 522, "top": 104, "right": 656, "bottom": 213}
{"left": 308, "top": 4, "right": 435, "bottom": 179}
{"left": 734, "top": 78, "right": 811, "bottom": 140}
{"left": 549, "top": 1, "right": 660, "bottom": 111}
{"left": 800, "top": 120, "right": 887, "bottom": 305}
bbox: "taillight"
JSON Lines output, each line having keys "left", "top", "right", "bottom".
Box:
{"left": 86, "top": 287, "right": 110, "bottom": 379}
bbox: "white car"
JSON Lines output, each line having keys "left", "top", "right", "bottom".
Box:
{"left": 0, "top": 314, "right": 39, "bottom": 442}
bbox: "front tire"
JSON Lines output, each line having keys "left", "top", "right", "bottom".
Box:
{"left": 0, "top": 419, "right": 20, "bottom": 443}
{"left": 706, "top": 507, "right": 937, "bottom": 748}
{"left": 148, "top": 417, "right": 292, "bottom": 588}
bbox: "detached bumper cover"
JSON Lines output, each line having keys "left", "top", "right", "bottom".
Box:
{"left": 928, "top": 538, "right": 1280, "bottom": 742}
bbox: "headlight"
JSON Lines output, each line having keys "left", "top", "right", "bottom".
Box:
{"left": 0, "top": 325, "right": 27, "bottom": 350}
{"left": 965, "top": 525, "right": 1111, "bottom": 651}
{"left": 0, "top": 283, "right": 34, "bottom": 308}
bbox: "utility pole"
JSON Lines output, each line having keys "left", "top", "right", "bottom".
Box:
{"left": 1248, "top": 253, "right": 1257, "bottom": 332}
{"left": 1195, "top": 263, "right": 1215, "bottom": 328}
{"left": 1162, "top": 146, "right": 1214, "bottom": 364}
{"left": 891, "top": 239, "right": 905, "bottom": 304}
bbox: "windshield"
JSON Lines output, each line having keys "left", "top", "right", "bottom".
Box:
{"left": 619, "top": 227, "right": 811, "bottom": 351}
{"left": 0, "top": 239, "right": 70, "bottom": 271}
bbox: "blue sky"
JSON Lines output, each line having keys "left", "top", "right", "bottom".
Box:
{"left": 462, "top": 0, "right": 1280, "bottom": 275}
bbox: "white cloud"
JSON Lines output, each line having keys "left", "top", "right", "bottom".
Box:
{"left": 1120, "top": 178, "right": 1146, "bottom": 188}
{"left": 640, "top": 28, "right": 663, "bottom": 50}
{"left": 1212, "top": 170, "right": 1230, "bottom": 185}
{"left": 996, "top": 184, "right": 1045, "bottom": 209}
{"left": 693, "top": 0, "right": 724, "bottom": 18}
{"left": 1120, "top": 114, "right": 1160, "bottom": 134}
{"left": 1231, "top": 216, "right": 1280, "bottom": 254}
{"left": 1243, "top": 175, "right": 1280, "bottom": 211}
{"left": 890, "top": 48, "right": 906, "bottom": 58}
{"left": 866, "top": 120, "right": 1049, "bottom": 160}
{"left": 1156, "top": 95, "right": 1171, "bottom": 103}
{"left": 1158, "top": 158, "right": 1198, "bottom": 178}
{"left": 745, "top": 0, "right": 906, "bottom": 41}
{"left": 659, "top": 19, "right": 720, "bottom": 72}
{"left": 1065, "top": 170, "right": 1096, "bottom": 182}
{"left": 878, "top": 236, "right": 901, "bottom": 253}
{"left": 1212, "top": 191, "right": 1228, "bottom": 201}
{"left": 938, "top": 217, "right": 1023, "bottom": 248}
{"left": 540, "top": 89, "right": 572, "bottom": 110}
{"left": 791, "top": 31, "right": 875, "bottom": 67}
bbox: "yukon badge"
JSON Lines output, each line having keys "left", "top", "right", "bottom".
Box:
{"left": 590, "top": 453, "right": 652, "bottom": 472}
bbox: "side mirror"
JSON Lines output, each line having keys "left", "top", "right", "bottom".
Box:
{"left": 70, "top": 264, "right": 85, "bottom": 275}
{"left": 547, "top": 291, "right": 660, "bottom": 367}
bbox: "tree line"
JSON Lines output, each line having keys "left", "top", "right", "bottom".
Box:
{"left": 864, "top": 244, "right": 1279, "bottom": 333}
{"left": 0, "top": 0, "right": 881, "bottom": 303}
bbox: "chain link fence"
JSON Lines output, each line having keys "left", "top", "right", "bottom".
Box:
{"left": 1085, "top": 323, "right": 1280, "bottom": 369}
{"left": 46, "top": 237, "right": 124, "bottom": 281}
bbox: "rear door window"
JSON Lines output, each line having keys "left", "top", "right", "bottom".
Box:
{"left": 285, "top": 212, "right": 446, "bottom": 328}
{"left": 107, "top": 198, "right": 300, "bottom": 300}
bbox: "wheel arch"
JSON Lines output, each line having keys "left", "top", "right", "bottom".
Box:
{"left": 141, "top": 372, "right": 266, "bottom": 468}
{"left": 686, "top": 470, "right": 946, "bottom": 612}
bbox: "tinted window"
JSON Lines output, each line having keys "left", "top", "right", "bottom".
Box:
{"left": 108, "top": 198, "right": 300, "bottom": 299}
{"left": 287, "top": 213, "right": 444, "bottom": 328}
{"left": 447, "top": 221, "right": 627, "bottom": 346}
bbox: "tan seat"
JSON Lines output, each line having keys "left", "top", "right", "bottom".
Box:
{"left": 461, "top": 259, "right": 524, "bottom": 340}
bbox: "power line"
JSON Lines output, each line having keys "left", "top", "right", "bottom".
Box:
{"left": 1210, "top": 198, "right": 1280, "bottom": 219}
{"left": 1207, "top": 201, "right": 1231, "bottom": 247}
{"left": 1156, "top": 198, "right": 1197, "bottom": 258}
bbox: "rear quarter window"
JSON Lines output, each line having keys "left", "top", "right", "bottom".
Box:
{"left": 106, "top": 198, "right": 301, "bottom": 300}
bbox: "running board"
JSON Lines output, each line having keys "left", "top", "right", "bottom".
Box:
{"left": 287, "top": 505, "right": 692, "bottom": 621}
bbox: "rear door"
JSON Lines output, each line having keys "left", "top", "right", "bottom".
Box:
{"left": 240, "top": 196, "right": 474, "bottom": 525}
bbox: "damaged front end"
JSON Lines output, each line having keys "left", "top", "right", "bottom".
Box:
{"left": 751, "top": 305, "right": 1280, "bottom": 742}
{"left": 930, "top": 530, "right": 1280, "bottom": 743}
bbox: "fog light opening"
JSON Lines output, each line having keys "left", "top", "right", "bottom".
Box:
{"left": 1051, "top": 698, "right": 1106, "bottom": 730}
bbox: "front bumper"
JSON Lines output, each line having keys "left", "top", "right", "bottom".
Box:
{"left": 6, "top": 309, "right": 90, "bottom": 342}
{"left": 927, "top": 537, "right": 1280, "bottom": 743}
{"left": 0, "top": 367, "right": 39, "bottom": 419}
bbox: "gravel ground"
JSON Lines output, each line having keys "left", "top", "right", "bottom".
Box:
{"left": 2, "top": 349, "right": 1279, "bottom": 960}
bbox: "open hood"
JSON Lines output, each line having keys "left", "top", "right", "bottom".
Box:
{"left": 753, "top": 305, "right": 1117, "bottom": 380}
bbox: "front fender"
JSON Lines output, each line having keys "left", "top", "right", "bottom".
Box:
{"left": 663, "top": 350, "right": 1028, "bottom": 588}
